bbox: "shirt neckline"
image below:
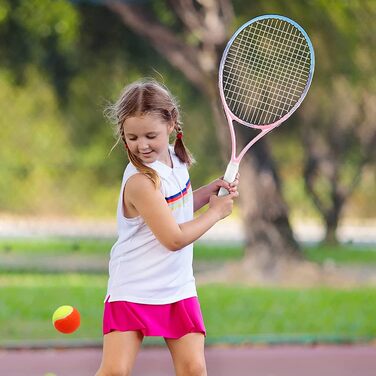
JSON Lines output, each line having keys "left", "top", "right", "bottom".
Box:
{"left": 147, "top": 146, "right": 185, "bottom": 179}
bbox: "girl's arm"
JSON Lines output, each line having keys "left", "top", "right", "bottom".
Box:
{"left": 193, "top": 174, "right": 240, "bottom": 212}
{"left": 125, "top": 173, "right": 238, "bottom": 251}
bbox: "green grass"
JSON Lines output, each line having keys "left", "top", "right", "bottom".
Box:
{"left": 0, "top": 273, "right": 375, "bottom": 343}
{"left": 0, "top": 237, "right": 243, "bottom": 261}
{"left": 0, "top": 273, "right": 105, "bottom": 342}
{"left": 200, "top": 284, "right": 376, "bottom": 339}
{"left": 304, "top": 244, "right": 376, "bottom": 264}
{"left": 0, "top": 238, "right": 114, "bottom": 255}
{"left": 194, "top": 243, "right": 244, "bottom": 260}
{"left": 0, "top": 237, "right": 375, "bottom": 263}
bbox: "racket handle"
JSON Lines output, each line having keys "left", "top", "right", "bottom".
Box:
{"left": 218, "top": 161, "right": 239, "bottom": 197}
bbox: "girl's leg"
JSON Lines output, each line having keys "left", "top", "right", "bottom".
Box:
{"left": 165, "top": 333, "right": 207, "bottom": 376}
{"left": 95, "top": 330, "right": 144, "bottom": 376}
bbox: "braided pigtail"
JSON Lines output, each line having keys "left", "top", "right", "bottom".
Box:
{"left": 171, "top": 108, "right": 195, "bottom": 167}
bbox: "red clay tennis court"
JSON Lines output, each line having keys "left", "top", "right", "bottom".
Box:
{"left": 1, "top": 344, "right": 375, "bottom": 376}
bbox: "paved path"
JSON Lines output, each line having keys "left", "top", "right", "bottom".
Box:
{"left": 1, "top": 215, "right": 376, "bottom": 244}
{"left": 0, "top": 345, "right": 375, "bottom": 376}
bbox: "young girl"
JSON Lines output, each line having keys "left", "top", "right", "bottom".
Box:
{"left": 96, "top": 80, "right": 239, "bottom": 376}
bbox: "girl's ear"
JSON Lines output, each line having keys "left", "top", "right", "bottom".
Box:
{"left": 167, "top": 121, "right": 175, "bottom": 135}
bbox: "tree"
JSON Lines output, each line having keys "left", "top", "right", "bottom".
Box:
{"left": 101, "top": 0, "right": 302, "bottom": 274}
{"left": 302, "top": 81, "right": 376, "bottom": 244}
{"left": 299, "top": 1, "right": 376, "bottom": 244}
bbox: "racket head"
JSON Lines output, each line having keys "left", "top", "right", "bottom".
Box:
{"left": 219, "top": 14, "right": 315, "bottom": 129}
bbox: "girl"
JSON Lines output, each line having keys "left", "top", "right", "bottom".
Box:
{"left": 96, "top": 80, "right": 239, "bottom": 376}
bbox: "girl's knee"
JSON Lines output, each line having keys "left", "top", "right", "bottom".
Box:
{"left": 180, "top": 358, "right": 207, "bottom": 376}
{"left": 95, "top": 364, "right": 132, "bottom": 376}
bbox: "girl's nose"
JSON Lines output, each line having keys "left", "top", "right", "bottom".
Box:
{"left": 138, "top": 140, "right": 150, "bottom": 150}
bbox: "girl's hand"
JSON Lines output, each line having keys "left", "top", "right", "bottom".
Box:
{"left": 208, "top": 191, "right": 238, "bottom": 220}
{"left": 208, "top": 173, "right": 240, "bottom": 196}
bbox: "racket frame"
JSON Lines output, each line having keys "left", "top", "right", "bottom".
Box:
{"left": 218, "top": 14, "right": 315, "bottom": 196}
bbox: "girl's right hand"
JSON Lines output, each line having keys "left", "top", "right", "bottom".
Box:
{"left": 208, "top": 191, "right": 238, "bottom": 220}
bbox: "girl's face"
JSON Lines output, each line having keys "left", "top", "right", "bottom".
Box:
{"left": 123, "top": 113, "right": 174, "bottom": 164}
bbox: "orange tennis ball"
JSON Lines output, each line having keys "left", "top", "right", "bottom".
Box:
{"left": 52, "top": 305, "right": 80, "bottom": 334}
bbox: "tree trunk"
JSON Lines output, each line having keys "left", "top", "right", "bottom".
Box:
{"left": 237, "top": 138, "right": 302, "bottom": 274}
{"left": 324, "top": 225, "right": 338, "bottom": 245}
{"left": 210, "top": 94, "right": 302, "bottom": 276}
{"left": 323, "top": 208, "right": 340, "bottom": 245}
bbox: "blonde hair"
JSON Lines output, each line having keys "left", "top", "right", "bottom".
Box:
{"left": 105, "top": 79, "right": 194, "bottom": 188}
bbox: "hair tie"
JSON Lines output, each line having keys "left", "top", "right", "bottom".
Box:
{"left": 176, "top": 131, "right": 183, "bottom": 140}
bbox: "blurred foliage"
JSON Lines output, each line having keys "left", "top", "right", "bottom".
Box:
{"left": 0, "top": 0, "right": 221, "bottom": 218}
{"left": 0, "top": 0, "right": 375, "bottom": 219}
{"left": 0, "top": 0, "right": 79, "bottom": 100}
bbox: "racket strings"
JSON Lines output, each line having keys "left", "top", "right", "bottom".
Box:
{"left": 228, "top": 23, "right": 309, "bottom": 123}
{"left": 230, "top": 20, "right": 310, "bottom": 112}
{"left": 231, "top": 22, "right": 308, "bottom": 122}
{"left": 222, "top": 17, "right": 312, "bottom": 125}
{"left": 229, "top": 25, "right": 310, "bottom": 83}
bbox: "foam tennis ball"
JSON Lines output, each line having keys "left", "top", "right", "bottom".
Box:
{"left": 52, "top": 305, "right": 80, "bottom": 334}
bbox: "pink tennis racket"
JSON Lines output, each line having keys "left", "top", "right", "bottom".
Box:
{"left": 218, "top": 15, "right": 315, "bottom": 196}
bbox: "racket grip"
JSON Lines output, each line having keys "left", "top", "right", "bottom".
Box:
{"left": 218, "top": 161, "right": 239, "bottom": 197}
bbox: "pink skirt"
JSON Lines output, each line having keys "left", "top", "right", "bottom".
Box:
{"left": 103, "top": 296, "right": 206, "bottom": 339}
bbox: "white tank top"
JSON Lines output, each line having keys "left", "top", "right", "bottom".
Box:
{"left": 104, "top": 147, "right": 197, "bottom": 304}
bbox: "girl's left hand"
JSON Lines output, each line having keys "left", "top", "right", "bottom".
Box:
{"left": 208, "top": 173, "right": 240, "bottom": 195}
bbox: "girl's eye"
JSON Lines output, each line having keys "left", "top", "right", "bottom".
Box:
{"left": 147, "top": 135, "right": 156, "bottom": 139}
